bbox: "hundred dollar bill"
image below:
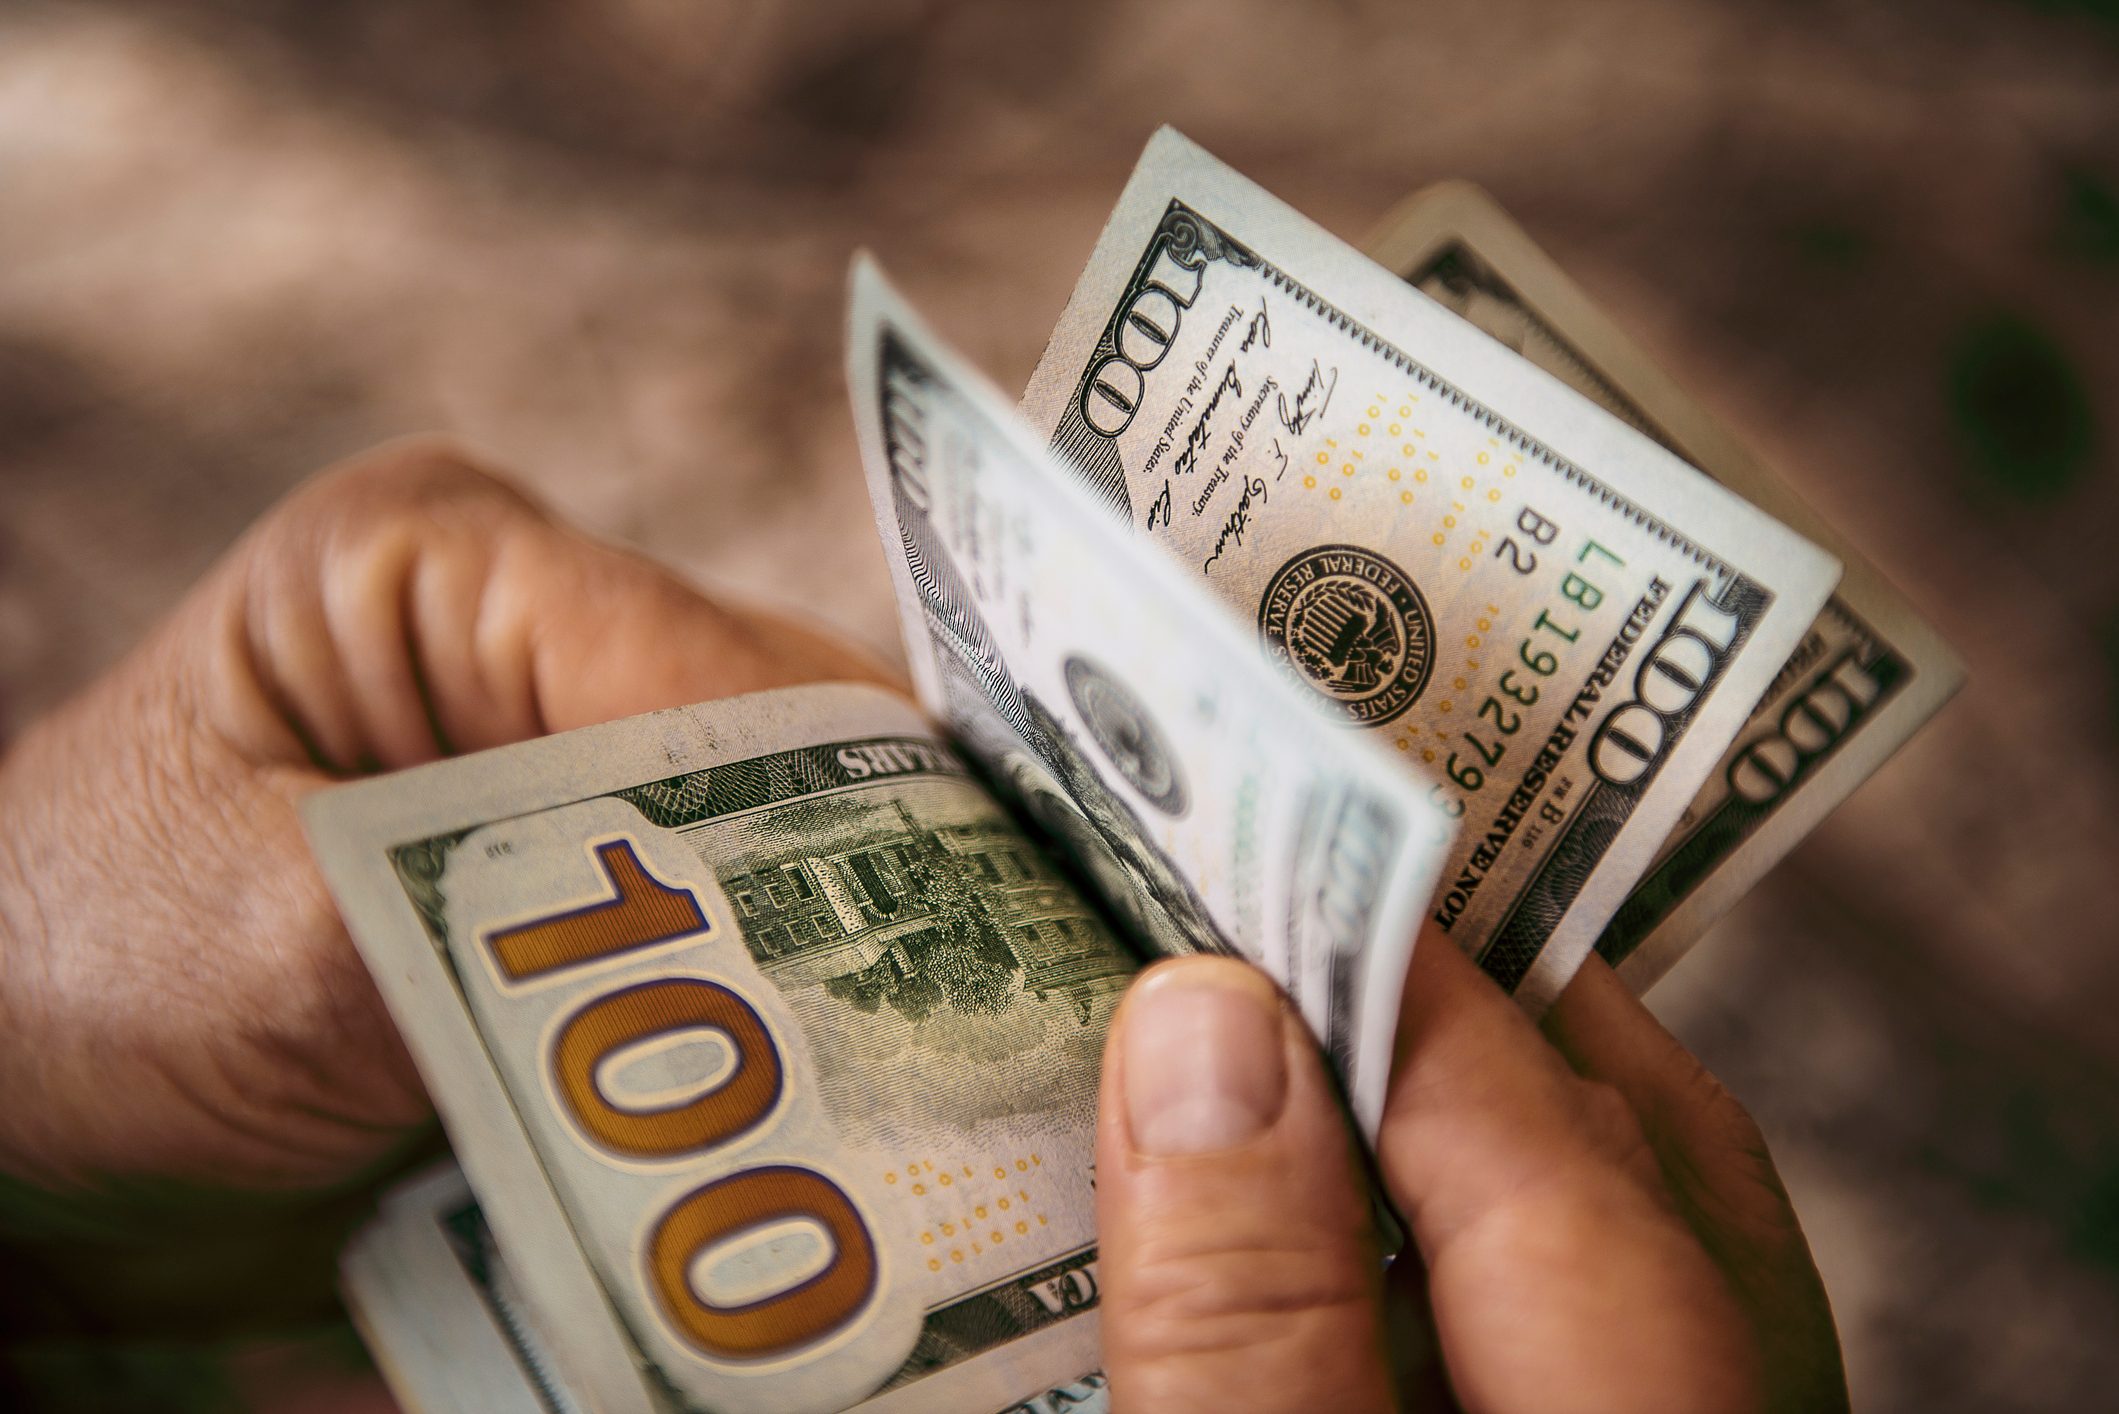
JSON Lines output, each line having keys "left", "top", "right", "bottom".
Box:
{"left": 342, "top": 1164, "right": 584, "bottom": 1414}
{"left": 1364, "top": 181, "right": 1964, "bottom": 990}
{"left": 343, "top": 1162, "right": 1113, "bottom": 1414}
{"left": 848, "top": 257, "right": 1452, "bottom": 1131}
{"left": 307, "top": 684, "right": 1137, "bottom": 1414}
{"left": 1020, "top": 129, "right": 1844, "bottom": 1009}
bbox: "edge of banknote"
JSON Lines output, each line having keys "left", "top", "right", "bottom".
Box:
{"left": 307, "top": 685, "right": 970, "bottom": 1414}
{"left": 342, "top": 1162, "right": 580, "bottom": 1414}
{"left": 845, "top": 252, "right": 1454, "bottom": 1128}
{"left": 1020, "top": 128, "right": 1845, "bottom": 1010}
{"left": 344, "top": 1161, "right": 1119, "bottom": 1414}
{"left": 1364, "top": 179, "right": 1965, "bottom": 990}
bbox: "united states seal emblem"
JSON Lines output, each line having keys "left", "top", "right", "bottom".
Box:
{"left": 1258, "top": 545, "right": 1434, "bottom": 726}
{"left": 1061, "top": 655, "right": 1189, "bottom": 815}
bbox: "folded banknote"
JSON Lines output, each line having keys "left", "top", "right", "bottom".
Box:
{"left": 306, "top": 130, "right": 1939, "bottom": 1414}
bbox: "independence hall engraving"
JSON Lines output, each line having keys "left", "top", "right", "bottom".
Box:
{"left": 719, "top": 809, "right": 1132, "bottom": 1023}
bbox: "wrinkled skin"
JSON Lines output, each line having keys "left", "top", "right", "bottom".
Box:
{"left": 1096, "top": 942, "right": 1850, "bottom": 1414}
{"left": 0, "top": 438, "right": 889, "bottom": 1335}
{"left": 0, "top": 439, "right": 1844, "bottom": 1414}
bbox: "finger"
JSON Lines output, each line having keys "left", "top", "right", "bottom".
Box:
{"left": 221, "top": 437, "right": 900, "bottom": 771}
{"left": 1097, "top": 957, "right": 1391, "bottom": 1414}
{"left": 1379, "top": 929, "right": 1760, "bottom": 1413}
{"left": 1542, "top": 959, "right": 1847, "bottom": 1413}
{"left": 1382, "top": 925, "right": 1666, "bottom": 1249}
{"left": 1541, "top": 958, "right": 1792, "bottom": 1245}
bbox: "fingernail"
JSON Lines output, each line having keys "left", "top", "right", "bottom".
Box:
{"left": 1121, "top": 960, "right": 1287, "bottom": 1156}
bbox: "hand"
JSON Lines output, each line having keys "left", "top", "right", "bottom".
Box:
{"left": 0, "top": 438, "right": 889, "bottom": 1335}
{"left": 1094, "top": 937, "right": 1848, "bottom": 1413}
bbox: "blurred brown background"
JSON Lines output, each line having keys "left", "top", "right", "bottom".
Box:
{"left": 2, "top": 0, "right": 2116, "bottom": 1409}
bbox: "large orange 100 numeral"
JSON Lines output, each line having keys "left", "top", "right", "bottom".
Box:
{"left": 484, "top": 839, "right": 707, "bottom": 982}
{"left": 554, "top": 979, "right": 782, "bottom": 1158}
{"left": 650, "top": 1167, "right": 879, "bottom": 1358}
{"left": 487, "top": 833, "right": 880, "bottom": 1362}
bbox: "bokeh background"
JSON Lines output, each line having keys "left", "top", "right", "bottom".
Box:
{"left": 2, "top": 0, "right": 2116, "bottom": 1409}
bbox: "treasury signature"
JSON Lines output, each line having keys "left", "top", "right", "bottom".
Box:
{"left": 1173, "top": 366, "right": 1243, "bottom": 479}
{"left": 1146, "top": 479, "right": 1174, "bottom": 531}
{"left": 1276, "top": 359, "right": 1337, "bottom": 435}
{"left": 1203, "top": 475, "right": 1269, "bottom": 574}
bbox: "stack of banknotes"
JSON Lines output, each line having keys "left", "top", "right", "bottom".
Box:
{"left": 308, "top": 130, "right": 1961, "bottom": 1414}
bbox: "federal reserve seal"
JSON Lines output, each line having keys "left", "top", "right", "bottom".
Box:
{"left": 1258, "top": 545, "right": 1435, "bottom": 726}
{"left": 1061, "top": 655, "right": 1188, "bottom": 816}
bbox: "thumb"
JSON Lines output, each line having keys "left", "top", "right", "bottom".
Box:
{"left": 1096, "top": 958, "right": 1392, "bottom": 1413}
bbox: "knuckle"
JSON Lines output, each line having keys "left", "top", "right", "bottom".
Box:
{"left": 1571, "top": 1075, "right": 1655, "bottom": 1168}
{"left": 1117, "top": 1227, "right": 1373, "bottom": 1359}
{"left": 263, "top": 438, "right": 547, "bottom": 602}
{"left": 286, "top": 435, "right": 538, "bottom": 538}
{"left": 1647, "top": 1059, "right": 1793, "bottom": 1197}
{"left": 1680, "top": 1079, "right": 1805, "bottom": 1244}
{"left": 1108, "top": 1220, "right": 1388, "bottom": 1414}
{"left": 1690, "top": 1066, "right": 1771, "bottom": 1158}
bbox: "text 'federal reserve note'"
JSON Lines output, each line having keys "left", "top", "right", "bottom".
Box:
{"left": 1021, "top": 129, "right": 1843, "bottom": 1009}
{"left": 1365, "top": 179, "right": 1962, "bottom": 991}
